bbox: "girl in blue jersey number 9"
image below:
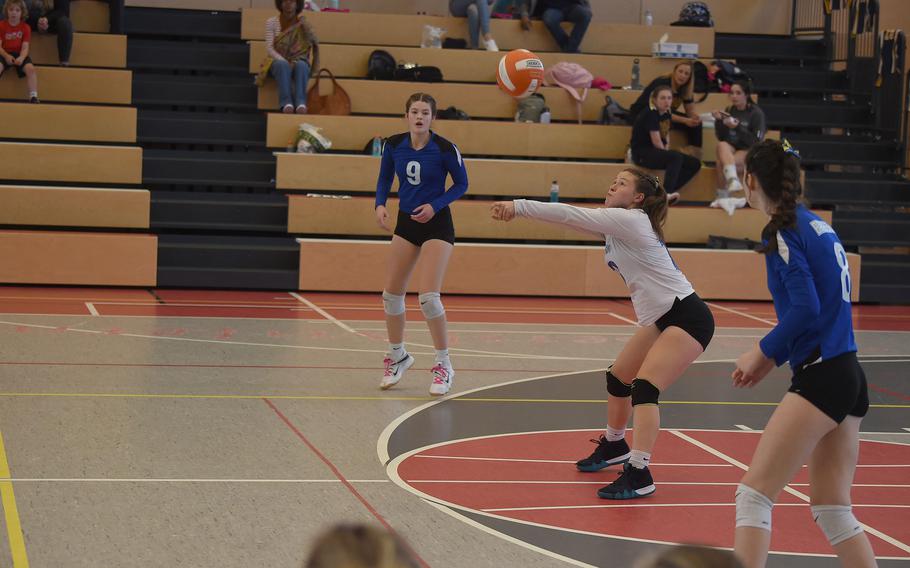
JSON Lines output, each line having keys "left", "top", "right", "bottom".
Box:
{"left": 374, "top": 93, "right": 469, "bottom": 396}
{"left": 491, "top": 169, "right": 715, "bottom": 500}
{"left": 731, "top": 140, "right": 875, "bottom": 568}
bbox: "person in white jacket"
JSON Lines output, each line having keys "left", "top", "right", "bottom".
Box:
{"left": 491, "top": 168, "right": 715, "bottom": 499}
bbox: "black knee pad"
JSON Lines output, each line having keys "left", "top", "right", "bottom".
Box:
{"left": 631, "top": 378, "right": 660, "bottom": 406}
{"left": 606, "top": 368, "right": 632, "bottom": 398}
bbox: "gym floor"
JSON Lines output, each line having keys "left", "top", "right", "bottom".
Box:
{"left": 0, "top": 287, "right": 907, "bottom": 567}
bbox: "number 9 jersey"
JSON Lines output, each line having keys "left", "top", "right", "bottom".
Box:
{"left": 375, "top": 132, "right": 469, "bottom": 215}
{"left": 759, "top": 204, "right": 856, "bottom": 369}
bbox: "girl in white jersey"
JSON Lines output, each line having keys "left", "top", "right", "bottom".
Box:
{"left": 491, "top": 168, "right": 715, "bottom": 499}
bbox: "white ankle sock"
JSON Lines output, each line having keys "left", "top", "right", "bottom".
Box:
{"left": 29, "top": 91, "right": 38, "bottom": 98}
{"left": 605, "top": 426, "right": 626, "bottom": 442}
{"left": 723, "top": 164, "right": 738, "bottom": 182}
{"left": 389, "top": 343, "right": 406, "bottom": 360}
{"left": 435, "top": 349, "right": 450, "bottom": 365}
{"left": 629, "top": 450, "right": 651, "bottom": 469}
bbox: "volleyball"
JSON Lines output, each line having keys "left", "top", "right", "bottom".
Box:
{"left": 496, "top": 49, "right": 545, "bottom": 99}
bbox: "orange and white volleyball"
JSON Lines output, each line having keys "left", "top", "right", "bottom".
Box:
{"left": 496, "top": 49, "right": 544, "bottom": 99}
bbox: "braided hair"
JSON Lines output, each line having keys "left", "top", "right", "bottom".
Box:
{"left": 622, "top": 168, "right": 668, "bottom": 242}
{"left": 744, "top": 140, "right": 803, "bottom": 255}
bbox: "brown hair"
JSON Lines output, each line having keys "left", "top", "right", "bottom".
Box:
{"left": 623, "top": 168, "right": 668, "bottom": 242}
{"left": 405, "top": 92, "right": 437, "bottom": 116}
{"left": 667, "top": 61, "right": 695, "bottom": 101}
{"left": 636, "top": 544, "right": 745, "bottom": 568}
{"left": 745, "top": 139, "right": 803, "bottom": 255}
{"left": 274, "top": 0, "right": 303, "bottom": 13}
{"left": 305, "top": 524, "right": 420, "bottom": 568}
{"left": 3, "top": 0, "right": 29, "bottom": 20}
{"left": 650, "top": 83, "right": 675, "bottom": 106}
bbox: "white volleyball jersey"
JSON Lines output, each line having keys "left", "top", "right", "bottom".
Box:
{"left": 514, "top": 200, "right": 695, "bottom": 326}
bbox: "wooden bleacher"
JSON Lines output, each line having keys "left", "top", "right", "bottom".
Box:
{"left": 29, "top": 33, "right": 127, "bottom": 68}
{"left": 0, "top": 230, "right": 157, "bottom": 286}
{"left": 240, "top": 9, "right": 715, "bottom": 58}
{"left": 288, "top": 196, "right": 834, "bottom": 246}
{"left": 275, "top": 153, "right": 720, "bottom": 203}
{"left": 0, "top": 102, "right": 137, "bottom": 143}
{"left": 0, "top": 185, "right": 149, "bottom": 228}
{"left": 259, "top": 77, "right": 732, "bottom": 122}
{"left": 0, "top": 66, "right": 131, "bottom": 104}
{"left": 0, "top": 142, "right": 142, "bottom": 184}
{"left": 296, "top": 239, "right": 861, "bottom": 301}
{"left": 71, "top": 0, "right": 111, "bottom": 33}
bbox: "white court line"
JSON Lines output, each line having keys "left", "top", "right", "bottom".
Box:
{"left": 903, "top": 428, "right": 910, "bottom": 433}
{"left": 669, "top": 429, "right": 910, "bottom": 555}
{"left": 356, "top": 327, "right": 768, "bottom": 339}
{"left": 0, "top": 477, "right": 388, "bottom": 484}
{"left": 408, "top": 480, "right": 910, "bottom": 488}
{"left": 412, "top": 455, "right": 732, "bottom": 467}
{"left": 606, "top": 312, "right": 638, "bottom": 325}
{"left": 288, "top": 292, "right": 359, "bottom": 335}
{"left": 735, "top": 424, "right": 753, "bottom": 431}
{"left": 706, "top": 302, "right": 777, "bottom": 326}
{"left": 84, "top": 302, "right": 99, "bottom": 317}
{"left": 481, "top": 502, "right": 910, "bottom": 514}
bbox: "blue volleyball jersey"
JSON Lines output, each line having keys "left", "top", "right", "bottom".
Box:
{"left": 759, "top": 205, "right": 857, "bottom": 369}
{"left": 375, "top": 131, "right": 469, "bottom": 215}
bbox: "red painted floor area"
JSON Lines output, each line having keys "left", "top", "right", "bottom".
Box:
{"left": 0, "top": 287, "right": 908, "bottom": 331}
{"left": 396, "top": 430, "right": 910, "bottom": 558}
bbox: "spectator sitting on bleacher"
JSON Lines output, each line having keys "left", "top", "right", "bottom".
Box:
{"left": 16, "top": 1, "right": 73, "bottom": 66}
{"left": 260, "top": 0, "right": 319, "bottom": 114}
{"left": 518, "top": 0, "right": 592, "bottom": 53}
{"left": 0, "top": 0, "right": 39, "bottom": 103}
{"left": 630, "top": 84, "right": 701, "bottom": 204}
{"left": 449, "top": 0, "right": 498, "bottom": 51}
{"left": 631, "top": 61, "right": 703, "bottom": 158}
{"left": 711, "top": 81, "right": 765, "bottom": 195}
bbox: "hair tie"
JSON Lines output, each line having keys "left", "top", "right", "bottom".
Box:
{"left": 781, "top": 139, "right": 801, "bottom": 161}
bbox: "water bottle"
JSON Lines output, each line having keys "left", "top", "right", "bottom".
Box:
{"left": 371, "top": 136, "right": 383, "bottom": 157}
{"left": 631, "top": 58, "right": 641, "bottom": 90}
{"left": 549, "top": 180, "right": 559, "bottom": 203}
{"left": 645, "top": 9, "right": 653, "bottom": 26}
{"left": 286, "top": 138, "right": 296, "bottom": 153}
{"left": 324, "top": 0, "right": 339, "bottom": 9}
{"left": 539, "top": 110, "right": 551, "bottom": 124}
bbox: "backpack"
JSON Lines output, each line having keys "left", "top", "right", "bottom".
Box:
{"left": 673, "top": 1, "right": 714, "bottom": 27}
{"left": 394, "top": 65, "right": 444, "bottom": 82}
{"left": 692, "top": 60, "right": 718, "bottom": 102}
{"left": 516, "top": 93, "right": 548, "bottom": 123}
{"left": 437, "top": 106, "right": 470, "bottom": 120}
{"left": 367, "top": 50, "right": 396, "bottom": 80}
{"left": 713, "top": 60, "right": 751, "bottom": 92}
{"left": 599, "top": 96, "right": 632, "bottom": 125}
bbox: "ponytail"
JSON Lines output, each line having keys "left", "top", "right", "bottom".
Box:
{"left": 744, "top": 140, "right": 803, "bottom": 255}
{"left": 623, "top": 168, "right": 668, "bottom": 242}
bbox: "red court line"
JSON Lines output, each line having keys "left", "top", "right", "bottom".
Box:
{"left": 868, "top": 383, "right": 910, "bottom": 403}
{"left": 262, "top": 398, "right": 429, "bottom": 568}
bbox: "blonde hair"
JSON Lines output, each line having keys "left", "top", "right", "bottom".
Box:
{"left": 305, "top": 524, "right": 420, "bottom": 568}
{"left": 667, "top": 60, "right": 695, "bottom": 102}
{"left": 3, "top": 0, "right": 29, "bottom": 21}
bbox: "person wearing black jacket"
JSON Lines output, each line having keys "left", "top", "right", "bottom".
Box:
{"left": 630, "top": 61, "right": 703, "bottom": 157}
{"left": 517, "top": 0, "right": 592, "bottom": 53}
{"left": 712, "top": 81, "right": 765, "bottom": 193}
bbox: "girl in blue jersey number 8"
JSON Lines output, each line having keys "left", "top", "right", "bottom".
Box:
{"left": 491, "top": 169, "right": 715, "bottom": 500}
{"left": 374, "top": 93, "right": 469, "bottom": 396}
{"left": 731, "top": 140, "right": 875, "bottom": 568}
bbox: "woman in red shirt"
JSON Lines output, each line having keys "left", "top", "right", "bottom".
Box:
{"left": 0, "top": 0, "right": 39, "bottom": 102}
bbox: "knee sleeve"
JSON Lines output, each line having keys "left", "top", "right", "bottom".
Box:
{"left": 812, "top": 505, "right": 863, "bottom": 546}
{"left": 735, "top": 483, "right": 774, "bottom": 531}
{"left": 382, "top": 291, "right": 406, "bottom": 316}
{"left": 418, "top": 292, "right": 445, "bottom": 320}
{"left": 630, "top": 378, "right": 660, "bottom": 406}
{"left": 606, "top": 367, "right": 632, "bottom": 398}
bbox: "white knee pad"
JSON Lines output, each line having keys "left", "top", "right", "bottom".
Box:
{"left": 735, "top": 483, "right": 774, "bottom": 531}
{"left": 812, "top": 505, "right": 863, "bottom": 546}
{"left": 382, "top": 291, "right": 406, "bottom": 316}
{"left": 418, "top": 292, "right": 445, "bottom": 320}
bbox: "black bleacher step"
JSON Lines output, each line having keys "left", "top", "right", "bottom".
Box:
{"left": 859, "top": 254, "right": 910, "bottom": 284}
{"left": 157, "top": 235, "right": 298, "bottom": 268}
{"left": 156, "top": 267, "right": 299, "bottom": 290}
{"left": 125, "top": 8, "right": 240, "bottom": 40}
{"left": 833, "top": 209, "right": 910, "bottom": 247}
{"left": 859, "top": 283, "right": 910, "bottom": 304}
{"left": 741, "top": 65, "right": 847, "bottom": 92}
{"left": 785, "top": 135, "right": 901, "bottom": 166}
{"left": 132, "top": 73, "right": 257, "bottom": 109}
{"left": 806, "top": 173, "right": 910, "bottom": 207}
{"left": 143, "top": 149, "right": 275, "bottom": 187}
{"left": 138, "top": 110, "right": 266, "bottom": 146}
{"left": 715, "top": 34, "right": 827, "bottom": 63}
{"left": 151, "top": 191, "right": 287, "bottom": 232}
{"left": 128, "top": 38, "right": 249, "bottom": 73}
{"left": 760, "top": 101, "right": 872, "bottom": 129}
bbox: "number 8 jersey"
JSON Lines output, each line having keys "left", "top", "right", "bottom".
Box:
{"left": 759, "top": 204, "right": 856, "bottom": 369}
{"left": 375, "top": 132, "right": 469, "bottom": 215}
